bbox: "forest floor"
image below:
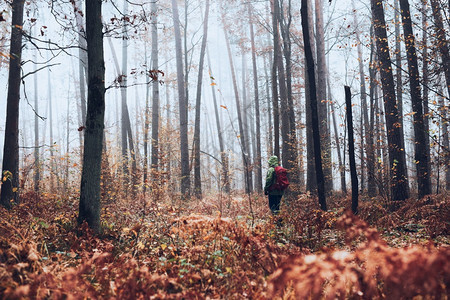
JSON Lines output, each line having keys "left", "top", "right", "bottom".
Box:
{"left": 0, "top": 190, "right": 449, "bottom": 299}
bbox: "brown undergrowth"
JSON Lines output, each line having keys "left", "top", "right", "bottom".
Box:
{"left": 0, "top": 191, "right": 448, "bottom": 299}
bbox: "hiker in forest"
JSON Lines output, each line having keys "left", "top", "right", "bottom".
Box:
{"left": 264, "top": 156, "right": 289, "bottom": 221}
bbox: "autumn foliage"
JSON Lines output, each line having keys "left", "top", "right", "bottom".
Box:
{"left": 0, "top": 192, "right": 449, "bottom": 299}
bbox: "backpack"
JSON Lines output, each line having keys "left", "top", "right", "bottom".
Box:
{"left": 269, "top": 166, "right": 289, "bottom": 191}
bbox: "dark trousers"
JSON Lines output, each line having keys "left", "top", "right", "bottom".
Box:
{"left": 268, "top": 194, "right": 282, "bottom": 215}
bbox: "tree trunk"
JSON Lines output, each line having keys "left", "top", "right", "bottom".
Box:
{"left": 270, "top": 0, "right": 280, "bottom": 159}
{"left": 353, "top": 3, "right": 376, "bottom": 197}
{"left": 263, "top": 54, "right": 273, "bottom": 156}
{"left": 315, "top": 0, "right": 332, "bottom": 193}
{"left": 330, "top": 96, "right": 346, "bottom": 195}
{"left": 223, "top": 18, "right": 251, "bottom": 194}
{"left": 345, "top": 86, "right": 359, "bottom": 214}
{"left": 430, "top": 0, "right": 450, "bottom": 99}
{"left": 305, "top": 0, "right": 317, "bottom": 193}
{"left": 73, "top": 0, "right": 87, "bottom": 124}
{"left": 279, "top": 0, "right": 301, "bottom": 198}
{"left": 193, "top": 0, "right": 210, "bottom": 199}
{"left": 151, "top": 0, "right": 160, "bottom": 184}
{"left": 125, "top": 108, "right": 138, "bottom": 195}
{"left": 184, "top": 0, "right": 189, "bottom": 124}
{"left": 399, "top": 0, "right": 431, "bottom": 199}
{"left": 78, "top": 0, "right": 105, "bottom": 232}
{"left": 442, "top": 95, "right": 450, "bottom": 191}
{"left": 368, "top": 24, "right": 378, "bottom": 196}
{"left": 248, "top": 4, "right": 263, "bottom": 193}
{"left": 65, "top": 93, "right": 70, "bottom": 194}
{"left": 241, "top": 54, "right": 253, "bottom": 193}
{"left": 73, "top": 0, "right": 87, "bottom": 127}
{"left": 33, "top": 41, "right": 40, "bottom": 194}
{"left": 394, "top": 0, "right": 410, "bottom": 195}
{"left": 48, "top": 59, "right": 56, "bottom": 194}
{"left": 108, "top": 36, "right": 137, "bottom": 195}
{"left": 143, "top": 43, "right": 150, "bottom": 194}
{"left": 371, "top": 0, "right": 409, "bottom": 202}
{"left": 207, "top": 51, "right": 230, "bottom": 194}
{"left": 422, "top": 0, "right": 431, "bottom": 189}
{"left": 1, "top": 0, "right": 25, "bottom": 208}
{"left": 301, "top": 0, "right": 327, "bottom": 211}
{"left": 172, "top": 0, "right": 190, "bottom": 198}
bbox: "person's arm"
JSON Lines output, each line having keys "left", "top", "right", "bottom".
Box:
{"left": 264, "top": 167, "right": 275, "bottom": 194}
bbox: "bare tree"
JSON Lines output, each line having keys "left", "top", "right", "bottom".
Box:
{"left": 73, "top": 0, "right": 87, "bottom": 127}
{"left": 301, "top": 0, "right": 327, "bottom": 211}
{"left": 1, "top": 0, "right": 25, "bottom": 208}
{"left": 353, "top": 1, "right": 376, "bottom": 197}
{"left": 207, "top": 51, "right": 230, "bottom": 194}
{"left": 151, "top": 0, "right": 160, "bottom": 182}
{"left": 371, "top": 0, "right": 409, "bottom": 202}
{"left": 241, "top": 53, "right": 253, "bottom": 193}
{"left": 223, "top": 17, "right": 251, "bottom": 194}
{"left": 421, "top": 0, "right": 431, "bottom": 183}
{"left": 394, "top": 0, "right": 410, "bottom": 194}
{"left": 270, "top": 0, "right": 280, "bottom": 159}
{"left": 345, "top": 86, "right": 358, "bottom": 214}
{"left": 78, "top": 0, "right": 106, "bottom": 232}
{"left": 278, "top": 0, "right": 301, "bottom": 198}
{"left": 172, "top": 0, "right": 190, "bottom": 198}
{"left": 248, "top": 4, "right": 263, "bottom": 193}
{"left": 315, "top": 0, "right": 332, "bottom": 193}
{"left": 121, "top": 0, "right": 130, "bottom": 187}
{"left": 33, "top": 37, "right": 40, "bottom": 193}
{"left": 305, "top": 0, "right": 317, "bottom": 193}
{"left": 193, "top": 0, "right": 210, "bottom": 199}
{"left": 399, "top": 0, "right": 431, "bottom": 198}
{"left": 430, "top": 0, "right": 450, "bottom": 98}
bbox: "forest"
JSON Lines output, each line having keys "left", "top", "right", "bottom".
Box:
{"left": 0, "top": 0, "right": 449, "bottom": 298}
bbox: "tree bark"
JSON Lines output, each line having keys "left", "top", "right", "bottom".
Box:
{"left": 315, "top": 0, "right": 332, "bottom": 193}
{"left": 248, "top": 4, "right": 263, "bottom": 193}
{"left": 184, "top": 0, "right": 190, "bottom": 124}
{"left": 1, "top": 0, "right": 25, "bottom": 208}
{"left": 264, "top": 54, "right": 274, "bottom": 157}
{"left": 241, "top": 54, "right": 253, "bottom": 193}
{"left": 442, "top": 95, "right": 450, "bottom": 191}
{"left": 305, "top": 0, "right": 317, "bottom": 193}
{"left": 172, "top": 0, "right": 190, "bottom": 198}
{"left": 369, "top": 24, "right": 379, "bottom": 197}
{"left": 48, "top": 58, "right": 56, "bottom": 194}
{"left": 151, "top": 0, "right": 160, "bottom": 183}
{"left": 120, "top": 0, "right": 129, "bottom": 188}
{"left": 345, "top": 86, "right": 359, "bottom": 214}
{"left": 78, "top": 0, "right": 105, "bottom": 232}
{"left": 33, "top": 40, "right": 40, "bottom": 194}
{"left": 330, "top": 96, "right": 346, "bottom": 195}
{"left": 270, "top": 0, "right": 280, "bottom": 159}
{"left": 193, "top": 0, "right": 210, "bottom": 199}
{"left": 399, "top": 0, "right": 431, "bottom": 198}
{"left": 274, "top": 0, "right": 289, "bottom": 168}
{"left": 301, "top": 0, "right": 327, "bottom": 211}
{"left": 371, "top": 0, "right": 409, "bottom": 202}
{"left": 143, "top": 43, "right": 150, "bottom": 194}
{"left": 430, "top": 0, "right": 450, "bottom": 99}
{"left": 421, "top": 0, "right": 431, "bottom": 188}
{"left": 73, "top": 0, "right": 87, "bottom": 127}
{"left": 394, "top": 0, "right": 410, "bottom": 194}
{"left": 353, "top": 3, "right": 376, "bottom": 197}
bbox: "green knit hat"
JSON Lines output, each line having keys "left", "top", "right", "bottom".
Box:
{"left": 268, "top": 156, "right": 279, "bottom": 167}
